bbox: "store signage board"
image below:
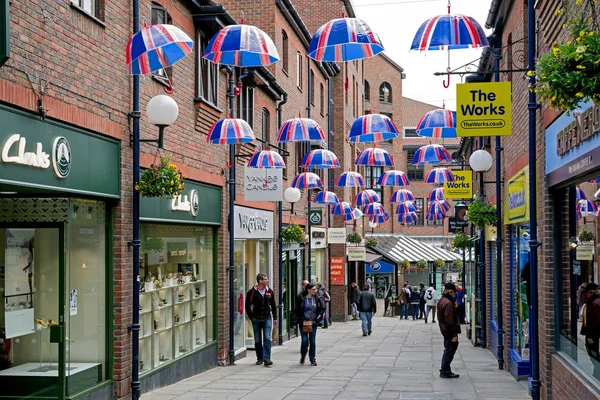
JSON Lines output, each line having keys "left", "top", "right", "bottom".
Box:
{"left": 234, "top": 206, "right": 273, "bottom": 239}
{"left": 171, "top": 189, "right": 199, "bottom": 216}
{"left": 311, "top": 227, "right": 326, "bottom": 249}
{"left": 444, "top": 171, "right": 472, "bottom": 199}
{"left": 330, "top": 257, "right": 345, "bottom": 285}
{"left": 244, "top": 167, "right": 282, "bottom": 202}
{"left": 308, "top": 209, "right": 323, "bottom": 226}
{"left": 456, "top": 82, "right": 512, "bottom": 137}
{"left": 328, "top": 228, "right": 346, "bottom": 244}
{"left": 505, "top": 166, "right": 529, "bottom": 224}
{"left": 576, "top": 242, "right": 594, "bottom": 261}
{"left": 347, "top": 246, "right": 366, "bottom": 261}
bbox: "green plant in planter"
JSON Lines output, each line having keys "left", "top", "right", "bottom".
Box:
{"left": 467, "top": 197, "right": 497, "bottom": 229}
{"left": 137, "top": 153, "right": 185, "bottom": 199}
{"left": 399, "top": 259, "right": 410, "bottom": 270}
{"left": 416, "top": 259, "right": 427, "bottom": 270}
{"left": 347, "top": 232, "right": 362, "bottom": 244}
{"left": 433, "top": 258, "right": 446, "bottom": 269}
{"left": 452, "top": 232, "right": 472, "bottom": 250}
{"left": 579, "top": 228, "right": 595, "bottom": 242}
{"left": 452, "top": 259, "right": 463, "bottom": 269}
{"left": 366, "top": 238, "right": 378, "bottom": 247}
{"left": 281, "top": 223, "right": 304, "bottom": 243}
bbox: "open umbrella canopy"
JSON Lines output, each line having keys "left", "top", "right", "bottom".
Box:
{"left": 428, "top": 187, "right": 446, "bottom": 202}
{"left": 207, "top": 118, "right": 255, "bottom": 144}
{"left": 301, "top": 149, "right": 340, "bottom": 169}
{"left": 331, "top": 202, "right": 364, "bottom": 221}
{"left": 576, "top": 187, "right": 588, "bottom": 200}
{"left": 425, "top": 167, "right": 455, "bottom": 184}
{"left": 203, "top": 24, "right": 279, "bottom": 67}
{"left": 396, "top": 201, "right": 418, "bottom": 215}
{"left": 426, "top": 201, "right": 448, "bottom": 221}
{"left": 126, "top": 24, "right": 193, "bottom": 75}
{"left": 363, "top": 202, "right": 386, "bottom": 216}
{"left": 336, "top": 171, "right": 365, "bottom": 187}
{"left": 377, "top": 170, "right": 410, "bottom": 186}
{"left": 313, "top": 190, "right": 340, "bottom": 205}
{"left": 416, "top": 109, "right": 457, "bottom": 138}
{"left": 291, "top": 172, "right": 323, "bottom": 189}
{"left": 412, "top": 143, "right": 452, "bottom": 165}
{"left": 277, "top": 118, "right": 326, "bottom": 142}
{"left": 308, "top": 18, "right": 384, "bottom": 62}
{"left": 355, "top": 147, "right": 394, "bottom": 167}
{"left": 355, "top": 189, "right": 380, "bottom": 207}
{"left": 436, "top": 199, "right": 452, "bottom": 213}
{"left": 390, "top": 189, "right": 415, "bottom": 203}
{"left": 576, "top": 199, "right": 598, "bottom": 219}
{"left": 246, "top": 149, "right": 285, "bottom": 168}
{"left": 348, "top": 114, "right": 399, "bottom": 143}
{"left": 410, "top": 14, "right": 489, "bottom": 51}
{"left": 398, "top": 212, "right": 418, "bottom": 224}
{"left": 369, "top": 211, "right": 390, "bottom": 224}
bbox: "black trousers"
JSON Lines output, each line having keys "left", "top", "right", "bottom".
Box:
{"left": 441, "top": 335, "right": 459, "bottom": 373}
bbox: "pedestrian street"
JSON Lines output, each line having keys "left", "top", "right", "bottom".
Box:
{"left": 141, "top": 315, "right": 530, "bottom": 400}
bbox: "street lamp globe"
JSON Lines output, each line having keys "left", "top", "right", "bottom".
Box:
{"left": 368, "top": 221, "right": 378, "bottom": 229}
{"left": 284, "top": 187, "right": 301, "bottom": 204}
{"left": 146, "top": 95, "right": 179, "bottom": 127}
{"left": 469, "top": 149, "right": 493, "bottom": 172}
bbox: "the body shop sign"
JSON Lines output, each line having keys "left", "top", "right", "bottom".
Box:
{"left": 234, "top": 206, "right": 273, "bottom": 239}
{"left": 330, "top": 257, "right": 345, "bottom": 285}
{"left": 244, "top": 167, "right": 282, "bottom": 201}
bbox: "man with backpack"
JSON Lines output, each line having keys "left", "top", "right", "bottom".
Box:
{"left": 245, "top": 273, "right": 277, "bottom": 367}
{"left": 424, "top": 282, "right": 437, "bottom": 323}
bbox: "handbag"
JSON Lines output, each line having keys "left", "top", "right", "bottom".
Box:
{"left": 302, "top": 319, "right": 313, "bottom": 333}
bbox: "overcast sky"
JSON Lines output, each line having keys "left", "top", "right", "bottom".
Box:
{"left": 352, "top": 0, "right": 492, "bottom": 111}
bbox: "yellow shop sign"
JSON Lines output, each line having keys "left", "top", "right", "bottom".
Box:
{"left": 505, "top": 166, "right": 529, "bottom": 224}
{"left": 456, "top": 82, "right": 512, "bottom": 137}
{"left": 444, "top": 170, "right": 472, "bottom": 199}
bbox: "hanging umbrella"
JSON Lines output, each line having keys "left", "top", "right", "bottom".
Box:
{"left": 428, "top": 187, "right": 446, "bottom": 202}
{"left": 390, "top": 189, "right": 415, "bottom": 203}
{"left": 331, "top": 202, "right": 364, "bottom": 221}
{"left": 207, "top": 118, "right": 255, "bottom": 144}
{"left": 203, "top": 24, "right": 279, "bottom": 67}
{"left": 291, "top": 172, "right": 323, "bottom": 189}
{"left": 589, "top": 177, "right": 600, "bottom": 183}
{"left": 313, "top": 190, "right": 340, "bottom": 205}
{"left": 355, "top": 189, "right": 381, "bottom": 207}
{"left": 416, "top": 109, "right": 457, "bottom": 138}
{"left": 302, "top": 149, "right": 340, "bottom": 169}
{"left": 346, "top": 208, "right": 364, "bottom": 221}
{"left": 355, "top": 147, "right": 394, "bottom": 167}
{"left": 412, "top": 143, "right": 452, "bottom": 165}
{"left": 277, "top": 118, "right": 326, "bottom": 142}
{"left": 377, "top": 170, "right": 410, "bottom": 186}
{"left": 398, "top": 212, "right": 418, "bottom": 224}
{"left": 425, "top": 167, "right": 456, "bottom": 184}
{"left": 348, "top": 114, "right": 399, "bottom": 143}
{"left": 426, "top": 201, "right": 448, "bottom": 221}
{"left": 576, "top": 199, "right": 598, "bottom": 219}
{"left": 308, "top": 18, "right": 384, "bottom": 62}
{"left": 363, "top": 202, "right": 386, "bottom": 216}
{"left": 247, "top": 149, "right": 285, "bottom": 168}
{"left": 369, "top": 211, "right": 390, "bottom": 224}
{"left": 436, "top": 199, "right": 452, "bottom": 213}
{"left": 396, "top": 201, "right": 418, "bottom": 215}
{"left": 576, "top": 187, "right": 587, "bottom": 200}
{"left": 336, "top": 171, "right": 365, "bottom": 187}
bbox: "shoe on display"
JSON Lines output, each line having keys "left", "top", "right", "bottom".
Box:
{"left": 256, "top": 360, "right": 263, "bottom": 365}
{"left": 264, "top": 360, "right": 273, "bottom": 366}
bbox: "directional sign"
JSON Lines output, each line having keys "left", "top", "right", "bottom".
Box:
{"left": 457, "top": 82, "right": 512, "bottom": 137}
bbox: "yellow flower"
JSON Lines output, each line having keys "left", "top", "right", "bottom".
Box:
{"left": 590, "top": 31, "right": 595, "bottom": 37}
{"left": 563, "top": 24, "right": 568, "bottom": 29}
{"left": 552, "top": 95, "right": 557, "bottom": 101}
{"left": 555, "top": 8, "right": 563, "bottom": 15}
{"left": 526, "top": 70, "right": 535, "bottom": 77}
{"left": 553, "top": 47, "right": 559, "bottom": 56}
{"left": 576, "top": 93, "right": 584, "bottom": 98}
{"left": 576, "top": 0, "right": 583, "bottom": 5}
{"left": 580, "top": 30, "right": 586, "bottom": 37}
{"left": 576, "top": 46, "right": 586, "bottom": 53}
{"left": 576, "top": 65, "right": 586, "bottom": 69}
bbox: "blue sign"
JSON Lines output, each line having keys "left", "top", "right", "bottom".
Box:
{"left": 366, "top": 260, "right": 394, "bottom": 274}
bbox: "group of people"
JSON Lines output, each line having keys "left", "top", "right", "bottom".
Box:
{"left": 397, "top": 282, "right": 438, "bottom": 322}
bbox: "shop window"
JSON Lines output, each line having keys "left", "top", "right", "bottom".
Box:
{"left": 364, "top": 80, "right": 370, "bottom": 101}
{"left": 413, "top": 198, "right": 425, "bottom": 226}
{"left": 406, "top": 149, "right": 424, "bottom": 180}
{"left": 282, "top": 30, "right": 289, "bottom": 73}
{"left": 379, "top": 82, "right": 392, "bottom": 103}
{"left": 196, "top": 30, "right": 219, "bottom": 107}
{"left": 510, "top": 225, "right": 530, "bottom": 361}
{"left": 490, "top": 242, "right": 497, "bottom": 322}
{"left": 151, "top": 3, "right": 173, "bottom": 88}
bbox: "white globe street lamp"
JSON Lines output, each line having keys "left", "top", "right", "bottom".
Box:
{"left": 284, "top": 187, "right": 301, "bottom": 214}
{"left": 469, "top": 149, "right": 493, "bottom": 172}
{"left": 145, "top": 95, "right": 179, "bottom": 148}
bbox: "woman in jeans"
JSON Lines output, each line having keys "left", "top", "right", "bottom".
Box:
{"left": 411, "top": 286, "right": 421, "bottom": 320}
{"left": 293, "top": 283, "right": 325, "bottom": 366}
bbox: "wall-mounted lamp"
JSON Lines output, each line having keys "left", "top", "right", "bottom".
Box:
{"left": 283, "top": 187, "right": 301, "bottom": 214}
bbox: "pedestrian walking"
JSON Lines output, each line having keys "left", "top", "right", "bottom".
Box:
{"left": 350, "top": 282, "right": 361, "bottom": 320}
{"left": 580, "top": 282, "right": 600, "bottom": 379}
{"left": 410, "top": 286, "right": 421, "bottom": 320}
{"left": 316, "top": 282, "right": 331, "bottom": 328}
{"left": 358, "top": 283, "right": 377, "bottom": 336}
{"left": 292, "top": 283, "right": 325, "bottom": 366}
{"left": 437, "top": 282, "right": 461, "bottom": 378}
{"left": 245, "top": 273, "right": 277, "bottom": 366}
{"left": 399, "top": 283, "right": 410, "bottom": 320}
{"left": 578, "top": 283, "right": 588, "bottom": 321}
{"left": 419, "top": 282, "right": 426, "bottom": 319}
{"left": 455, "top": 285, "right": 466, "bottom": 324}
{"left": 424, "top": 282, "right": 437, "bottom": 323}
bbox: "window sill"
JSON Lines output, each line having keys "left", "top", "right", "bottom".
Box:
{"left": 194, "top": 97, "right": 223, "bottom": 114}
{"left": 70, "top": 3, "right": 106, "bottom": 27}
{"left": 297, "top": 86, "right": 303, "bottom": 93}
{"left": 282, "top": 69, "right": 289, "bottom": 77}
{"left": 380, "top": 100, "right": 393, "bottom": 105}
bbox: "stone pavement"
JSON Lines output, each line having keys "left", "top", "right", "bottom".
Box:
{"left": 141, "top": 316, "right": 530, "bottom": 400}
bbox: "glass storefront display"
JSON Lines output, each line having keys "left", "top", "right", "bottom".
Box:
{"left": 513, "top": 225, "right": 530, "bottom": 359}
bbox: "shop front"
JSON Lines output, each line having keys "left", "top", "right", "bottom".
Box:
{"left": 366, "top": 259, "right": 394, "bottom": 299}
{"left": 138, "top": 180, "right": 220, "bottom": 391}
{"left": 233, "top": 206, "right": 273, "bottom": 354}
{"left": 0, "top": 104, "right": 120, "bottom": 399}
{"left": 281, "top": 241, "right": 304, "bottom": 340}
{"left": 310, "top": 228, "right": 327, "bottom": 285}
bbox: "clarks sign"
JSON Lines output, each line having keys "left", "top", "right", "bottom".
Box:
{"left": 1, "top": 134, "right": 72, "bottom": 178}
{"left": 234, "top": 206, "right": 273, "bottom": 239}
{"left": 171, "top": 189, "right": 199, "bottom": 217}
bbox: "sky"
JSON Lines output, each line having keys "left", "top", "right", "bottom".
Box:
{"left": 352, "top": 0, "right": 493, "bottom": 111}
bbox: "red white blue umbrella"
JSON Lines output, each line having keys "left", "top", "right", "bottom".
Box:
{"left": 426, "top": 201, "right": 448, "bottom": 221}
{"left": 336, "top": 171, "right": 365, "bottom": 187}
{"left": 313, "top": 190, "right": 340, "bottom": 205}
{"left": 416, "top": 109, "right": 457, "bottom": 138}
{"left": 203, "top": 24, "right": 279, "bottom": 67}
{"left": 308, "top": 18, "right": 384, "bottom": 62}
{"left": 425, "top": 167, "right": 455, "bottom": 184}
{"left": 410, "top": 14, "right": 488, "bottom": 51}
{"left": 412, "top": 143, "right": 452, "bottom": 165}
{"left": 369, "top": 212, "right": 390, "bottom": 224}
{"left": 331, "top": 202, "right": 363, "bottom": 221}
{"left": 398, "top": 212, "right": 418, "bottom": 224}
{"left": 277, "top": 118, "right": 326, "bottom": 142}
{"left": 348, "top": 114, "right": 399, "bottom": 143}
{"left": 377, "top": 170, "right": 410, "bottom": 186}
{"left": 576, "top": 187, "right": 587, "bottom": 200}
{"left": 576, "top": 199, "right": 598, "bottom": 219}
{"left": 589, "top": 177, "right": 600, "bottom": 183}
{"left": 355, "top": 190, "right": 381, "bottom": 207}
{"left": 291, "top": 172, "right": 323, "bottom": 190}
{"left": 396, "top": 201, "right": 418, "bottom": 215}
{"left": 363, "top": 202, "right": 386, "bottom": 216}
{"left": 207, "top": 119, "right": 255, "bottom": 144}
{"left": 355, "top": 148, "right": 394, "bottom": 167}
{"left": 247, "top": 149, "right": 285, "bottom": 168}
{"left": 390, "top": 189, "right": 415, "bottom": 203}
{"left": 428, "top": 187, "right": 446, "bottom": 202}
{"left": 302, "top": 149, "right": 340, "bottom": 169}
{"left": 436, "top": 199, "right": 452, "bottom": 213}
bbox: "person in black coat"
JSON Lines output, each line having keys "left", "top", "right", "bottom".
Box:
{"left": 410, "top": 286, "right": 421, "bottom": 320}
{"left": 292, "top": 283, "right": 325, "bottom": 366}
{"left": 358, "top": 284, "right": 377, "bottom": 336}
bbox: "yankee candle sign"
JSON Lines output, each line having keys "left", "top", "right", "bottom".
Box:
{"left": 456, "top": 82, "right": 512, "bottom": 137}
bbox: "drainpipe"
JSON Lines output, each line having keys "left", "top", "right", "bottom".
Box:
{"left": 277, "top": 92, "right": 288, "bottom": 346}
{"left": 327, "top": 75, "right": 333, "bottom": 324}
{"left": 306, "top": 57, "right": 312, "bottom": 282}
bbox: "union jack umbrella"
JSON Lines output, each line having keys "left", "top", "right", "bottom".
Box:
{"left": 425, "top": 167, "right": 456, "bottom": 184}
{"left": 207, "top": 119, "right": 255, "bottom": 144}
{"left": 277, "top": 118, "right": 326, "bottom": 142}
{"left": 247, "top": 149, "right": 285, "bottom": 168}
{"left": 412, "top": 143, "right": 452, "bottom": 165}
{"left": 291, "top": 172, "right": 323, "bottom": 190}
{"left": 335, "top": 171, "right": 365, "bottom": 187}
{"left": 595, "top": 188, "right": 600, "bottom": 199}
{"left": 355, "top": 147, "right": 394, "bottom": 167}
{"left": 331, "top": 202, "right": 363, "bottom": 221}
{"left": 302, "top": 149, "right": 340, "bottom": 169}
{"left": 390, "top": 189, "right": 415, "bottom": 203}
{"left": 576, "top": 199, "right": 598, "bottom": 220}
{"left": 377, "top": 170, "right": 410, "bottom": 186}
{"left": 308, "top": 18, "right": 385, "bottom": 62}
{"left": 436, "top": 199, "right": 452, "bottom": 213}
{"left": 313, "top": 190, "right": 340, "bottom": 205}
{"left": 355, "top": 190, "right": 380, "bottom": 207}
{"left": 416, "top": 109, "right": 457, "bottom": 138}
{"left": 369, "top": 211, "right": 390, "bottom": 224}
{"left": 426, "top": 201, "right": 448, "bottom": 221}
{"left": 348, "top": 114, "right": 399, "bottom": 143}
{"left": 428, "top": 187, "right": 446, "bottom": 202}
{"left": 589, "top": 177, "right": 600, "bottom": 183}
{"left": 203, "top": 24, "right": 279, "bottom": 67}
{"left": 410, "top": 14, "right": 488, "bottom": 51}
{"left": 363, "top": 202, "right": 386, "bottom": 216}
{"left": 398, "top": 212, "right": 418, "bottom": 224}
{"left": 396, "top": 201, "right": 418, "bottom": 215}
{"left": 576, "top": 187, "right": 587, "bottom": 200}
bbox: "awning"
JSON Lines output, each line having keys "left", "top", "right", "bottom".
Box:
{"left": 365, "top": 251, "right": 383, "bottom": 264}
{"left": 367, "top": 234, "right": 461, "bottom": 263}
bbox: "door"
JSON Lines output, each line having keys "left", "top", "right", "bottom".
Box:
{"left": 0, "top": 225, "right": 66, "bottom": 399}
{"left": 233, "top": 240, "right": 245, "bottom": 353}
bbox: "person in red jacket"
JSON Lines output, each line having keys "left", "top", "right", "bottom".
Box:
{"left": 580, "top": 282, "right": 600, "bottom": 379}
{"left": 437, "top": 282, "right": 461, "bottom": 378}
{"left": 245, "top": 273, "right": 277, "bottom": 367}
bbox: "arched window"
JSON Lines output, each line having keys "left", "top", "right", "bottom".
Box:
{"left": 379, "top": 82, "right": 392, "bottom": 103}
{"left": 364, "top": 80, "right": 371, "bottom": 101}
{"left": 282, "top": 30, "right": 289, "bottom": 73}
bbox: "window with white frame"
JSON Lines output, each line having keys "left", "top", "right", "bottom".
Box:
{"left": 151, "top": 3, "right": 172, "bottom": 86}
{"left": 72, "top": 0, "right": 99, "bottom": 18}
{"left": 238, "top": 84, "right": 254, "bottom": 130}
{"left": 196, "top": 30, "right": 219, "bottom": 106}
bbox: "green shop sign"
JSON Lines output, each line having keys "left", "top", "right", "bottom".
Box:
{"left": 0, "top": 105, "right": 120, "bottom": 198}
{"left": 140, "top": 180, "right": 221, "bottom": 225}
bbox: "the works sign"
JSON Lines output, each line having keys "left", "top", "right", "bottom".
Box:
{"left": 234, "top": 205, "right": 273, "bottom": 239}
{"left": 456, "top": 82, "right": 512, "bottom": 137}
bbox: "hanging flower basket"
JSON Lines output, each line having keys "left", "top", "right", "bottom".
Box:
{"left": 416, "top": 259, "right": 427, "bottom": 270}
{"left": 579, "top": 228, "right": 594, "bottom": 242}
{"left": 281, "top": 223, "right": 305, "bottom": 243}
{"left": 433, "top": 258, "right": 446, "bottom": 269}
{"left": 366, "top": 238, "right": 378, "bottom": 247}
{"left": 347, "top": 232, "right": 362, "bottom": 244}
{"left": 467, "top": 197, "right": 497, "bottom": 229}
{"left": 399, "top": 259, "right": 410, "bottom": 271}
{"left": 137, "top": 154, "right": 185, "bottom": 199}
{"left": 452, "top": 232, "right": 472, "bottom": 250}
{"left": 452, "top": 259, "right": 463, "bottom": 269}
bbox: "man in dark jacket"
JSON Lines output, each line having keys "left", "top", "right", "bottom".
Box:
{"left": 350, "top": 282, "right": 361, "bottom": 320}
{"left": 437, "top": 282, "right": 461, "bottom": 378}
{"left": 581, "top": 282, "right": 600, "bottom": 379}
{"left": 419, "top": 282, "right": 426, "bottom": 319}
{"left": 245, "top": 273, "right": 277, "bottom": 366}
{"left": 358, "top": 284, "right": 377, "bottom": 336}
